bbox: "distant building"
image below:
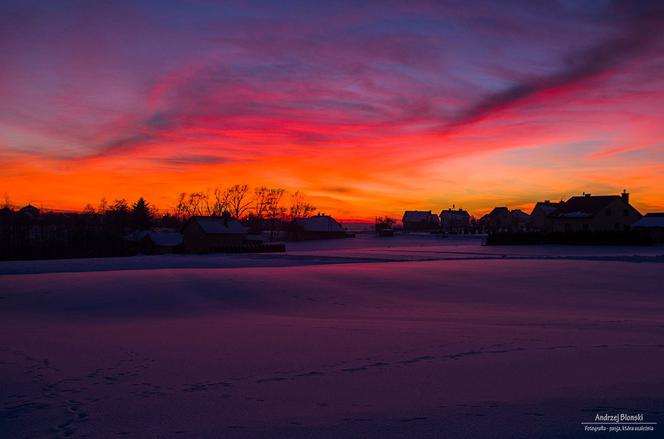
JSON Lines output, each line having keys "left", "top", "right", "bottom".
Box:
{"left": 439, "top": 207, "right": 470, "bottom": 234}
{"left": 530, "top": 200, "right": 564, "bottom": 231}
{"left": 19, "top": 204, "right": 40, "bottom": 219}
{"left": 292, "top": 214, "right": 349, "bottom": 240}
{"left": 143, "top": 231, "right": 183, "bottom": 254}
{"left": 478, "top": 207, "right": 513, "bottom": 233}
{"left": 632, "top": 213, "right": 664, "bottom": 242}
{"left": 182, "top": 214, "right": 247, "bottom": 253}
{"left": 547, "top": 191, "right": 641, "bottom": 232}
{"left": 510, "top": 209, "right": 531, "bottom": 231}
{"left": 402, "top": 210, "right": 440, "bottom": 232}
{"left": 125, "top": 230, "right": 183, "bottom": 254}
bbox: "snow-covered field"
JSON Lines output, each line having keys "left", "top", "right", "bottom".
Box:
{"left": 2, "top": 235, "right": 664, "bottom": 438}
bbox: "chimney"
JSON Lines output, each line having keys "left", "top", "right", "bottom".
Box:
{"left": 221, "top": 210, "right": 230, "bottom": 226}
{"left": 583, "top": 192, "right": 591, "bottom": 197}
{"left": 621, "top": 189, "right": 629, "bottom": 203}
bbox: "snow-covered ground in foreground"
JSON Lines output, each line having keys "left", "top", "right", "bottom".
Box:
{"left": 1, "top": 235, "right": 664, "bottom": 438}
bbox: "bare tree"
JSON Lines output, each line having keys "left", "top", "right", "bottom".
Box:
{"left": 98, "top": 197, "right": 108, "bottom": 214}
{"left": 201, "top": 189, "right": 213, "bottom": 216}
{"left": 289, "top": 191, "right": 316, "bottom": 219}
{"left": 212, "top": 187, "right": 231, "bottom": 216}
{"left": 227, "top": 184, "right": 251, "bottom": 219}
{"left": 175, "top": 192, "right": 188, "bottom": 221}
{"left": 83, "top": 203, "right": 96, "bottom": 215}
{"left": 253, "top": 186, "right": 271, "bottom": 219}
{"left": 2, "top": 192, "right": 10, "bottom": 209}
{"left": 266, "top": 188, "right": 286, "bottom": 221}
{"left": 187, "top": 192, "right": 207, "bottom": 216}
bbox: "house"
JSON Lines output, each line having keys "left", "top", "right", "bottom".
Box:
{"left": 439, "top": 207, "right": 470, "bottom": 234}
{"left": 547, "top": 191, "right": 641, "bottom": 232}
{"left": 125, "top": 230, "right": 184, "bottom": 254}
{"left": 292, "top": 214, "right": 349, "bottom": 240}
{"left": 402, "top": 210, "right": 440, "bottom": 232}
{"left": 182, "top": 214, "right": 247, "bottom": 253}
{"left": 19, "top": 204, "right": 40, "bottom": 219}
{"left": 478, "top": 207, "right": 513, "bottom": 233}
{"left": 530, "top": 200, "right": 564, "bottom": 231}
{"left": 510, "top": 209, "right": 531, "bottom": 231}
{"left": 632, "top": 213, "right": 664, "bottom": 243}
{"left": 141, "top": 231, "right": 183, "bottom": 254}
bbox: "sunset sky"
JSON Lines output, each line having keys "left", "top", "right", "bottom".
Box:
{"left": 2, "top": 0, "right": 663, "bottom": 219}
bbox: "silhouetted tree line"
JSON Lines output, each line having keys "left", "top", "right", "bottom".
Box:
{"left": 0, "top": 186, "right": 316, "bottom": 260}
{"left": 173, "top": 185, "right": 315, "bottom": 223}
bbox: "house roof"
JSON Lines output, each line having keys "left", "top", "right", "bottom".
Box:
{"left": 510, "top": 209, "right": 530, "bottom": 221}
{"left": 531, "top": 201, "right": 563, "bottom": 216}
{"left": 403, "top": 210, "right": 439, "bottom": 223}
{"left": 440, "top": 208, "right": 470, "bottom": 218}
{"left": 19, "top": 204, "right": 40, "bottom": 217}
{"left": 295, "top": 215, "right": 344, "bottom": 232}
{"left": 549, "top": 195, "right": 623, "bottom": 219}
{"left": 632, "top": 213, "right": 664, "bottom": 228}
{"left": 146, "top": 231, "right": 183, "bottom": 246}
{"left": 189, "top": 216, "right": 247, "bottom": 234}
{"left": 489, "top": 207, "right": 510, "bottom": 215}
{"left": 124, "top": 230, "right": 150, "bottom": 242}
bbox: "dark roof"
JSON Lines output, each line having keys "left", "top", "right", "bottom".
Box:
{"left": 488, "top": 207, "right": 510, "bottom": 217}
{"left": 510, "top": 209, "right": 530, "bottom": 220}
{"left": 402, "top": 210, "right": 439, "bottom": 223}
{"left": 549, "top": 195, "right": 621, "bottom": 219}
{"left": 632, "top": 214, "right": 664, "bottom": 228}
{"left": 186, "top": 216, "right": 247, "bottom": 234}
{"left": 295, "top": 215, "right": 344, "bottom": 232}
{"left": 531, "top": 201, "right": 564, "bottom": 216}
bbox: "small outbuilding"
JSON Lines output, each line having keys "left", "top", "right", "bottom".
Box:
{"left": 292, "top": 214, "right": 349, "bottom": 240}
{"left": 402, "top": 210, "right": 440, "bottom": 232}
{"left": 632, "top": 213, "right": 664, "bottom": 243}
{"left": 182, "top": 214, "right": 247, "bottom": 253}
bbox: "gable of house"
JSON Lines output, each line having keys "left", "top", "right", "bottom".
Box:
{"left": 295, "top": 215, "right": 343, "bottom": 232}
{"left": 530, "top": 201, "right": 563, "bottom": 217}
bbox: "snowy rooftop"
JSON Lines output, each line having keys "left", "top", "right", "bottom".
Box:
{"left": 147, "top": 231, "right": 183, "bottom": 246}
{"left": 295, "top": 215, "right": 344, "bottom": 232}
{"left": 403, "top": 211, "right": 439, "bottom": 223}
{"left": 190, "top": 216, "right": 247, "bottom": 234}
{"left": 632, "top": 213, "right": 664, "bottom": 228}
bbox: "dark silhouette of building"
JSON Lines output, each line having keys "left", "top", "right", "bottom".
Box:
{"left": 291, "top": 214, "right": 349, "bottom": 240}
{"left": 547, "top": 191, "right": 641, "bottom": 232}
{"left": 402, "top": 210, "right": 440, "bottom": 232}
{"left": 439, "top": 207, "right": 470, "bottom": 234}
{"left": 510, "top": 209, "right": 530, "bottom": 231}
{"left": 182, "top": 213, "right": 247, "bottom": 253}
{"left": 479, "top": 207, "right": 512, "bottom": 232}
{"left": 530, "top": 200, "right": 564, "bottom": 231}
{"left": 632, "top": 213, "right": 664, "bottom": 242}
{"left": 125, "top": 230, "right": 183, "bottom": 254}
{"left": 19, "top": 204, "right": 40, "bottom": 219}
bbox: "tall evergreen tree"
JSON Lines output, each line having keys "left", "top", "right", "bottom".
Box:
{"left": 131, "top": 197, "right": 153, "bottom": 230}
